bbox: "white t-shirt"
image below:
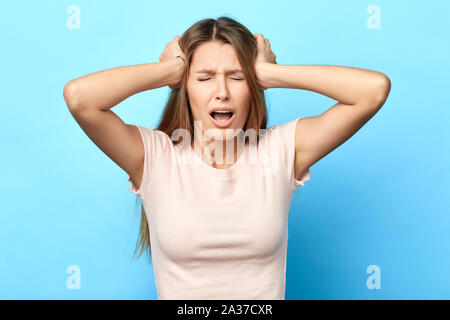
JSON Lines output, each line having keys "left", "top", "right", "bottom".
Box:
{"left": 128, "top": 117, "right": 311, "bottom": 299}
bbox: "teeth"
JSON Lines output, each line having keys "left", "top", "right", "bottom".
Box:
{"left": 211, "top": 110, "right": 233, "bottom": 122}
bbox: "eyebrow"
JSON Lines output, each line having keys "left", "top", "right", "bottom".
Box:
{"left": 196, "top": 69, "right": 244, "bottom": 75}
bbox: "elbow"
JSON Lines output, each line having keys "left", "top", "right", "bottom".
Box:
{"left": 379, "top": 73, "right": 391, "bottom": 98}
{"left": 63, "top": 80, "right": 83, "bottom": 112}
{"left": 367, "top": 73, "right": 391, "bottom": 108}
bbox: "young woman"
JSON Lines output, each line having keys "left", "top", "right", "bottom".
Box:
{"left": 63, "top": 17, "right": 390, "bottom": 300}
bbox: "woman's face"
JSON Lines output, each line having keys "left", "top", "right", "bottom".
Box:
{"left": 186, "top": 41, "right": 251, "bottom": 142}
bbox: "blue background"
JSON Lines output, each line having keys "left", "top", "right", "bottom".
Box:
{"left": 1, "top": 0, "right": 449, "bottom": 299}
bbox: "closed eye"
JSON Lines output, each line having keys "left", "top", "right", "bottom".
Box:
{"left": 198, "top": 78, "right": 244, "bottom": 81}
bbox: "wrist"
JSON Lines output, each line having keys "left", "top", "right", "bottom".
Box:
{"left": 164, "top": 58, "right": 185, "bottom": 88}
{"left": 257, "top": 62, "right": 277, "bottom": 89}
{"left": 172, "top": 56, "right": 185, "bottom": 70}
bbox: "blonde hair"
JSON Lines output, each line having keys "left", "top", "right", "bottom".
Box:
{"left": 132, "top": 16, "right": 269, "bottom": 261}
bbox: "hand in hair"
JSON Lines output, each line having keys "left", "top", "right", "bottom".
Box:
{"left": 254, "top": 33, "right": 277, "bottom": 65}
{"left": 254, "top": 33, "right": 277, "bottom": 90}
{"left": 159, "top": 35, "right": 186, "bottom": 90}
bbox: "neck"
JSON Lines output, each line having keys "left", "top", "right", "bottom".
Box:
{"left": 191, "top": 134, "right": 244, "bottom": 167}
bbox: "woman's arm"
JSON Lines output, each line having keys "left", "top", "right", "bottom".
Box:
{"left": 258, "top": 63, "right": 390, "bottom": 106}
{"left": 64, "top": 58, "right": 184, "bottom": 112}
{"left": 257, "top": 63, "right": 391, "bottom": 180}
{"left": 63, "top": 58, "right": 184, "bottom": 190}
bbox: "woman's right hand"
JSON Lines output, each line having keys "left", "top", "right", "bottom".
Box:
{"left": 159, "top": 35, "right": 186, "bottom": 90}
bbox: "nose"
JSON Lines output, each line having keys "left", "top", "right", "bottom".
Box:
{"left": 215, "top": 76, "right": 230, "bottom": 101}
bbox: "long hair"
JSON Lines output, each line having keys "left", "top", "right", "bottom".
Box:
{"left": 132, "top": 16, "right": 269, "bottom": 261}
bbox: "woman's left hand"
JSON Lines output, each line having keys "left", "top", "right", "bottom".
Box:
{"left": 254, "top": 33, "right": 277, "bottom": 90}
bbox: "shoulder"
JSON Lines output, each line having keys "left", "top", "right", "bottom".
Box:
{"left": 131, "top": 125, "right": 172, "bottom": 162}
{"left": 135, "top": 125, "right": 171, "bottom": 144}
{"left": 267, "top": 117, "right": 303, "bottom": 137}
{"left": 257, "top": 118, "right": 303, "bottom": 165}
{"left": 265, "top": 117, "right": 305, "bottom": 148}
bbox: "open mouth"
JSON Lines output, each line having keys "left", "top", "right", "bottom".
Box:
{"left": 209, "top": 110, "right": 235, "bottom": 128}
{"left": 209, "top": 110, "right": 234, "bottom": 122}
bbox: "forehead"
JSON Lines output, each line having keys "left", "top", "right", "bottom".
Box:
{"left": 191, "top": 41, "right": 242, "bottom": 73}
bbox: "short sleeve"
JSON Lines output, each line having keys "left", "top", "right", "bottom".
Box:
{"left": 127, "top": 124, "right": 168, "bottom": 197}
{"left": 272, "top": 117, "right": 311, "bottom": 192}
